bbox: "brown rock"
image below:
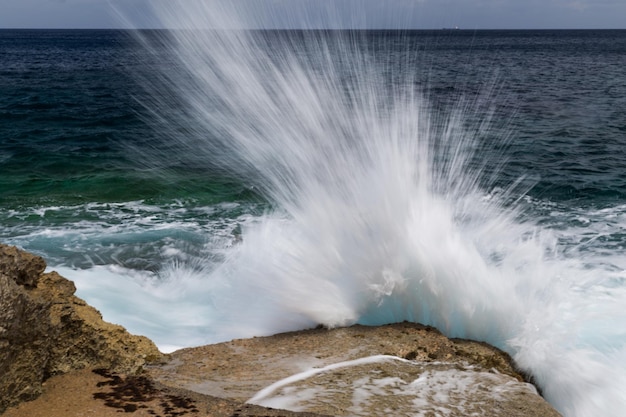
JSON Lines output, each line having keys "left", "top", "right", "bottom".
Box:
{"left": 147, "top": 323, "right": 562, "bottom": 417}
{"left": 2, "top": 368, "right": 332, "bottom": 417}
{"left": 0, "top": 244, "right": 162, "bottom": 414}
{"left": 0, "top": 244, "right": 46, "bottom": 287}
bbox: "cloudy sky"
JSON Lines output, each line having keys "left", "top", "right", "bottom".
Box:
{"left": 0, "top": 0, "right": 625, "bottom": 29}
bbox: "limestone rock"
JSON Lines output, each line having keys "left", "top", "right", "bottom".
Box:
{"left": 0, "top": 244, "right": 162, "bottom": 414}
{"left": 148, "top": 323, "right": 562, "bottom": 417}
{"left": 0, "top": 244, "right": 46, "bottom": 288}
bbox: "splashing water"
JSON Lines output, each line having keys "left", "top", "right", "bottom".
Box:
{"left": 85, "top": 2, "right": 626, "bottom": 416}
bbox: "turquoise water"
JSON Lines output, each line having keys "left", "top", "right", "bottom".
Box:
{"left": 2, "top": 25, "right": 626, "bottom": 416}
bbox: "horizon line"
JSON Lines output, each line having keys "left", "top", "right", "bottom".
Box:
{"left": 1, "top": 27, "right": 625, "bottom": 31}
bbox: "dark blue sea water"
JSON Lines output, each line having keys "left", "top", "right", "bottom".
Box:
{"left": 1, "top": 26, "right": 626, "bottom": 416}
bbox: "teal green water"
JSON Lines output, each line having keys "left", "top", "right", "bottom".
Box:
{"left": 2, "top": 30, "right": 626, "bottom": 207}
{"left": 2, "top": 29, "right": 626, "bottom": 280}
{"left": 2, "top": 30, "right": 625, "bottom": 267}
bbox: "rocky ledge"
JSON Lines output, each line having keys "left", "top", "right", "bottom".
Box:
{"left": 0, "top": 244, "right": 162, "bottom": 413}
{"left": 0, "top": 244, "right": 562, "bottom": 416}
{"left": 147, "top": 323, "right": 561, "bottom": 416}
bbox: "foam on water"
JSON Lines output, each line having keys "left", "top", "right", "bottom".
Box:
{"left": 1, "top": 199, "right": 254, "bottom": 269}
{"left": 55, "top": 264, "right": 215, "bottom": 353}
{"left": 248, "top": 355, "right": 538, "bottom": 416}
{"left": 44, "top": 2, "right": 624, "bottom": 416}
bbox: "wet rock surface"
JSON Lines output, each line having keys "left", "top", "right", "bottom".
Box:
{"left": 147, "top": 323, "right": 562, "bottom": 416}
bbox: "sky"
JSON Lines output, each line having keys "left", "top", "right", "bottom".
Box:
{"left": 0, "top": 0, "right": 625, "bottom": 30}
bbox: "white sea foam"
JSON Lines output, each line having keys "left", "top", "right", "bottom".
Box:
{"left": 2, "top": 199, "right": 254, "bottom": 269}
{"left": 56, "top": 264, "right": 218, "bottom": 353}
{"left": 249, "top": 355, "right": 538, "bottom": 416}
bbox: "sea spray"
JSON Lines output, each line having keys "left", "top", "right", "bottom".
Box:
{"left": 104, "top": 2, "right": 626, "bottom": 416}
{"left": 135, "top": 2, "right": 517, "bottom": 334}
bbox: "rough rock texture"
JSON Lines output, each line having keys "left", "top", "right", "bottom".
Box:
{"left": 0, "top": 244, "right": 162, "bottom": 414}
{"left": 148, "top": 323, "right": 562, "bottom": 416}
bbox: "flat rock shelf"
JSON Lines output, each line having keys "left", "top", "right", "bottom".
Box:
{"left": 145, "top": 322, "right": 561, "bottom": 417}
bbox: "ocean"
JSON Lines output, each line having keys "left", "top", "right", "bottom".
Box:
{"left": 1, "top": 10, "right": 626, "bottom": 417}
